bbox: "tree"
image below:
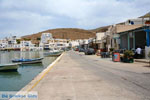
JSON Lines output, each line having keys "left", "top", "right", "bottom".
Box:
{"left": 16, "top": 39, "right": 21, "bottom": 44}
{"left": 37, "top": 37, "right": 41, "bottom": 40}
{"left": 23, "top": 38, "right": 31, "bottom": 41}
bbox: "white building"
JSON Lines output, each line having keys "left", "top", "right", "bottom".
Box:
{"left": 55, "top": 39, "right": 70, "bottom": 49}
{"left": 96, "top": 32, "right": 105, "bottom": 49}
{"left": 69, "top": 40, "right": 80, "bottom": 47}
{"left": 20, "top": 41, "right": 35, "bottom": 51}
{"left": 125, "top": 18, "right": 150, "bottom": 25}
{"left": 41, "top": 33, "right": 53, "bottom": 44}
{"left": 0, "top": 39, "right": 8, "bottom": 49}
{"left": 71, "top": 39, "right": 90, "bottom": 49}
{"left": 96, "top": 32, "right": 105, "bottom": 42}
{"left": 0, "top": 36, "right": 22, "bottom": 50}
{"left": 41, "top": 38, "right": 70, "bottom": 50}
{"left": 40, "top": 32, "right": 70, "bottom": 50}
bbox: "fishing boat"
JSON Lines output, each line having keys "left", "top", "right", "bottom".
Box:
{"left": 44, "top": 49, "right": 62, "bottom": 57}
{"left": 12, "top": 58, "right": 44, "bottom": 64}
{"left": 0, "top": 63, "right": 20, "bottom": 72}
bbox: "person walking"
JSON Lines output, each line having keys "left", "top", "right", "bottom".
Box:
{"left": 135, "top": 46, "right": 142, "bottom": 59}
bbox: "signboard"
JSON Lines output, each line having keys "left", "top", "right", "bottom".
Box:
{"left": 113, "top": 53, "right": 120, "bottom": 62}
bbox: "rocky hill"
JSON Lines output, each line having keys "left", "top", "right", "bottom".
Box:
{"left": 90, "top": 26, "right": 110, "bottom": 33}
{"left": 22, "top": 27, "right": 109, "bottom": 44}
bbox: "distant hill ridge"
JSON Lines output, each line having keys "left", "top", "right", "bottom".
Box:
{"left": 22, "top": 27, "right": 109, "bottom": 44}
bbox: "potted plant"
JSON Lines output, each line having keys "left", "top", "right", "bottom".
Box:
{"left": 109, "top": 48, "right": 114, "bottom": 52}
{"left": 123, "top": 50, "right": 134, "bottom": 63}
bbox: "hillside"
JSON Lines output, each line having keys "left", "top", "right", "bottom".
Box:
{"left": 22, "top": 27, "right": 109, "bottom": 44}
{"left": 90, "top": 26, "right": 110, "bottom": 33}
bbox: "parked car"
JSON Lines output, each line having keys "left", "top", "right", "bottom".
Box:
{"left": 73, "top": 47, "right": 79, "bottom": 51}
{"left": 84, "top": 48, "right": 95, "bottom": 55}
{"left": 75, "top": 48, "right": 79, "bottom": 51}
{"left": 79, "top": 48, "right": 85, "bottom": 52}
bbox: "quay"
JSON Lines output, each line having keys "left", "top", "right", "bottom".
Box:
{"left": 21, "top": 51, "right": 150, "bottom": 100}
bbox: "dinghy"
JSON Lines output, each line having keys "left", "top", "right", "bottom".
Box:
{"left": 12, "top": 58, "right": 43, "bottom": 64}
{"left": 0, "top": 63, "right": 19, "bottom": 72}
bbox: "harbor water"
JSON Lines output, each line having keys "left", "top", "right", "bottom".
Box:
{"left": 0, "top": 51, "right": 57, "bottom": 91}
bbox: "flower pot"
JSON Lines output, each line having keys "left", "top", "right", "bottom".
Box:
{"left": 122, "top": 57, "right": 134, "bottom": 63}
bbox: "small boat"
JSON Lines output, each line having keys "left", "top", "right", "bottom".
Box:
{"left": 0, "top": 63, "right": 20, "bottom": 72}
{"left": 12, "top": 58, "right": 44, "bottom": 64}
{"left": 44, "top": 49, "right": 62, "bottom": 57}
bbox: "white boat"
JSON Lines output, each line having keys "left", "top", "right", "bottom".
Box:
{"left": 44, "top": 49, "right": 62, "bottom": 57}
{"left": 0, "top": 63, "right": 20, "bottom": 72}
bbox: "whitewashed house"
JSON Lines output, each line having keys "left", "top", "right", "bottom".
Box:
{"left": 96, "top": 32, "right": 105, "bottom": 49}
{"left": 41, "top": 33, "right": 53, "bottom": 44}
{"left": 20, "top": 41, "right": 35, "bottom": 51}
{"left": 78, "top": 39, "right": 90, "bottom": 49}
{"left": 125, "top": 12, "right": 150, "bottom": 26}
{"left": 0, "top": 36, "right": 21, "bottom": 50}
{"left": 0, "top": 39, "right": 8, "bottom": 49}
{"left": 40, "top": 33, "right": 53, "bottom": 50}
{"left": 40, "top": 32, "right": 70, "bottom": 50}
{"left": 54, "top": 39, "right": 70, "bottom": 49}
{"left": 69, "top": 40, "right": 80, "bottom": 47}
{"left": 125, "top": 18, "right": 149, "bottom": 25}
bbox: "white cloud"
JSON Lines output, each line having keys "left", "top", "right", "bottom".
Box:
{"left": 0, "top": 0, "right": 150, "bottom": 38}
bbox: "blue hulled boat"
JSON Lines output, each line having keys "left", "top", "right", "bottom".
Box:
{"left": 12, "top": 58, "right": 43, "bottom": 64}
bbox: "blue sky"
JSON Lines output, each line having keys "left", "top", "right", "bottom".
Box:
{"left": 0, "top": 0, "right": 150, "bottom": 38}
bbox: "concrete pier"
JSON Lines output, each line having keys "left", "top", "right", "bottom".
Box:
{"left": 21, "top": 51, "right": 150, "bottom": 100}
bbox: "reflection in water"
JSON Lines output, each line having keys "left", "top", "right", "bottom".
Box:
{"left": 0, "top": 72, "right": 21, "bottom": 78}
{"left": 20, "top": 63, "right": 43, "bottom": 67}
{"left": 0, "top": 51, "right": 57, "bottom": 91}
{"left": 0, "top": 51, "right": 45, "bottom": 64}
